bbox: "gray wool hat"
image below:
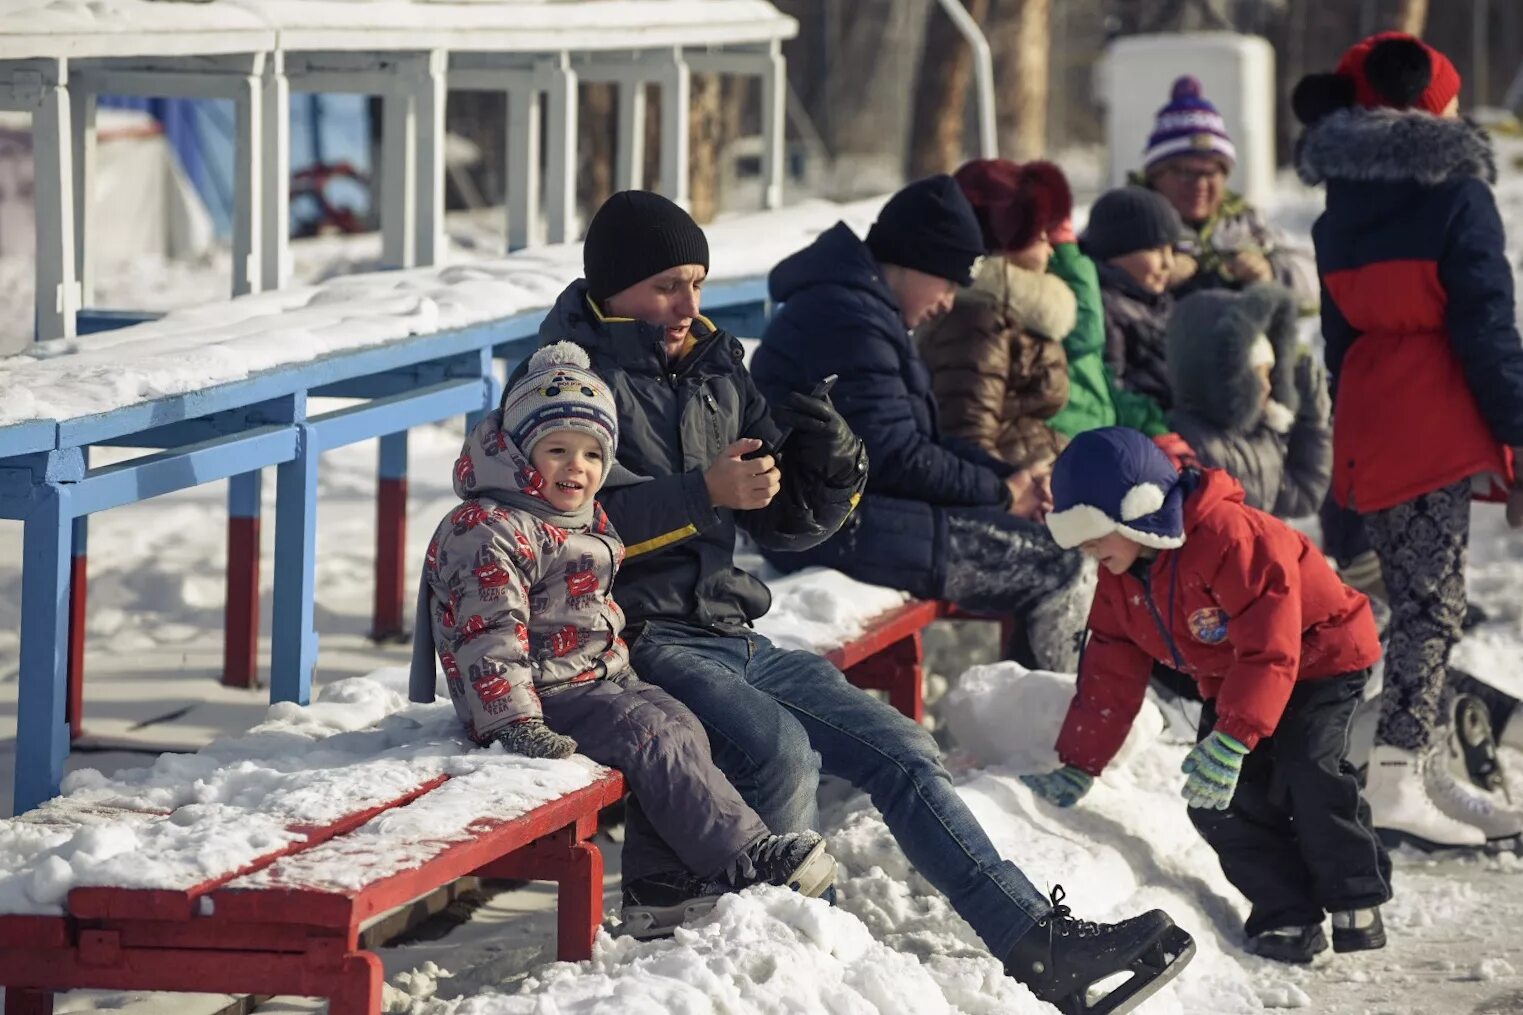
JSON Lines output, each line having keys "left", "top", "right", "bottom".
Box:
{"left": 1080, "top": 186, "right": 1184, "bottom": 262}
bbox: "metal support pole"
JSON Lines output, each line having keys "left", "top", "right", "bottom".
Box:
{"left": 371, "top": 432, "right": 408, "bottom": 642}
{"left": 271, "top": 423, "right": 318, "bottom": 705}
{"left": 15, "top": 483, "right": 72, "bottom": 814}
{"left": 760, "top": 39, "right": 786, "bottom": 210}
{"left": 32, "top": 64, "right": 79, "bottom": 341}
{"left": 616, "top": 78, "right": 647, "bottom": 192}
{"left": 225, "top": 470, "right": 263, "bottom": 689}
{"left": 506, "top": 87, "right": 541, "bottom": 251}
{"left": 381, "top": 89, "right": 419, "bottom": 269}
{"left": 261, "top": 53, "right": 290, "bottom": 290}
{"left": 658, "top": 49, "right": 691, "bottom": 208}
{"left": 69, "top": 88, "right": 95, "bottom": 308}
{"left": 231, "top": 74, "right": 263, "bottom": 296}
{"left": 541, "top": 53, "right": 579, "bottom": 244}
{"left": 933, "top": 0, "right": 998, "bottom": 157}
{"left": 414, "top": 50, "right": 448, "bottom": 265}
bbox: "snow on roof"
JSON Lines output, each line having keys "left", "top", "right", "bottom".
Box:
{"left": 0, "top": 0, "right": 793, "bottom": 60}
{"left": 0, "top": 196, "right": 886, "bottom": 430}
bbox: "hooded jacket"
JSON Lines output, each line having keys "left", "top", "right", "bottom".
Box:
{"left": 1056, "top": 468, "right": 1382, "bottom": 775}
{"left": 420, "top": 411, "right": 630, "bottom": 743}
{"left": 515, "top": 280, "right": 862, "bottom": 634}
{"left": 1167, "top": 283, "right": 1332, "bottom": 518}
{"left": 916, "top": 254, "right": 1075, "bottom": 470}
{"left": 1045, "top": 243, "right": 1170, "bottom": 439}
{"left": 1096, "top": 260, "right": 1176, "bottom": 412}
{"left": 751, "top": 221, "right": 1017, "bottom": 598}
{"left": 1297, "top": 108, "right": 1523, "bottom": 511}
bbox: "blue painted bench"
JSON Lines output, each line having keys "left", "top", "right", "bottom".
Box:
{"left": 0, "top": 279, "right": 770, "bottom": 815}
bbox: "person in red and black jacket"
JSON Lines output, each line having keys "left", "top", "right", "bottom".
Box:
{"left": 1024, "top": 427, "right": 1389, "bottom": 964}
{"left": 1293, "top": 33, "right": 1523, "bottom": 849}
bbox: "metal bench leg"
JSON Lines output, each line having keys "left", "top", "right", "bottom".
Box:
{"left": 271, "top": 424, "right": 318, "bottom": 705}
{"left": 557, "top": 839, "right": 603, "bottom": 962}
{"left": 66, "top": 512, "right": 87, "bottom": 740}
{"left": 15, "top": 483, "right": 73, "bottom": 814}
{"left": 224, "top": 470, "right": 262, "bottom": 688}
{"left": 3, "top": 988, "right": 54, "bottom": 1015}
{"left": 371, "top": 433, "right": 408, "bottom": 642}
{"left": 328, "top": 952, "right": 384, "bottom": 1015}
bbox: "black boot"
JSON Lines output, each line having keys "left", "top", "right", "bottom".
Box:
{"left": 1331, "top": 907, "right": 1386, "bottom": 953}
{"left": 1003, "top": 886, "right": 1196, "bottom": 1015}
{"left": 727, "top": 831, "right": 837, "bottom": 897}
{"left": 619, "top": 870, "right": 727, "bottom": 940}
{"left": 1247, "top": 924, "right": 1328, "bottom": 964}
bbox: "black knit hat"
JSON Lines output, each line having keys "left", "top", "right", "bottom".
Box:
{"left": 583, "top": 191, "right": 710, "bottom": 303}
{"left": 866, "top": 175, "right": 987, "bottom": 286}
{"left": 1079, "top": 186, "right": 1184, "bottom": 263}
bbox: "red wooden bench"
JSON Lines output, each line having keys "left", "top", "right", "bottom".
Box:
{"left": 832, "top": 600, "right": 1014, "bottom": 723}
{"left": 0, "top": 768, "right": 625, "bottom": 1015}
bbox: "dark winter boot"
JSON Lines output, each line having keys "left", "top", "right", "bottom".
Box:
{"left": 1003, "top": 886, "right": 1196, "bottom": 1015}
{"left": 727, "top": 831, "right": 837, "bottom": 898}
{"left": 618, "top": 870, "right": 727, "bottom": 940}
{"left": 1451, "top": 694, "right": 1505, "bottom": 794}
{"left": 1331, "top": 907, "right": 1386, "bottom": 953}
{"left": 1247, "top": 924, "right": 1328, "bottom": 964}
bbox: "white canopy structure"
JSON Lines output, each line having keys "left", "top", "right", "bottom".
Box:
{"left": 0, "top": 0, "right": 797, "bottom": 341}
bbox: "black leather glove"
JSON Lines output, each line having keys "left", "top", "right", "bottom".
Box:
{"left": 495, "top": 718, "right": 579, "bottom": 759}
{"left": 772, "top": 392, "right": 864, "bottom": 486}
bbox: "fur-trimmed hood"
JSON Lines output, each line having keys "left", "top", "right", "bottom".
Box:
{"left": 1166, "top": 283, "right": 1299, "bottom": 434}
{"left": 1296, "top": 108, "right": 1496, "bottom": 187}
{"left": 968, "top": 255, "right": 1078, "bottom": 340}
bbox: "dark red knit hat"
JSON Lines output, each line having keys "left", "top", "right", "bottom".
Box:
{"left": 1336, "top": 32, "right": 1461, "bottom": 116}
{"left": 953, "top": 158, "right": 1073, "bottom": 253}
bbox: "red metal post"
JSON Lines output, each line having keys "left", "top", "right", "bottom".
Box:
{"left": 327, "top": 953, "right": 384, "bottom": 1015}
{"left": 371, "top": 477, "right": 407, "bottom": 641}
{"left": 3, "top": 988, "right": 54, "bottom": 1015}
{"left": 557, "top": 840, "right": 604, "bottom": 962}
{"left": 224, "top": 472, "right": 263, "bottom": 688}
{"left": 66, "top": 545, "right": 86, "bottom": 741}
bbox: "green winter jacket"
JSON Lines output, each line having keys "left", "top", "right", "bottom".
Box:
{"left": 1046, "top": 243, "right": 1168, "bottom": 438}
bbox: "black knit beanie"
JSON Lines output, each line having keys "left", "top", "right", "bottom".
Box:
{"left": 866, "top": 175, "right": 987, "bottom": 286}
{"left": 583, "top": 191, "right": 710, "bottom": 303}
{"left": 1079, "top": 186, "right": 1184, "bottom": 263}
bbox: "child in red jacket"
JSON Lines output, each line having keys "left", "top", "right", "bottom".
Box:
{"left": 1023, "top": 426, "right": 1389, "bottom": 964}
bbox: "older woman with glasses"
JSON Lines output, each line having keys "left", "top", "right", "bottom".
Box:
{"left": 1132, "top": 76, "right": 1319, "bottom": 311}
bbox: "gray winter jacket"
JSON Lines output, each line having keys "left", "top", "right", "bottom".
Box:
{"left": 1166, "top": 283, "right": 1332, "bottom": 518}
{"left": 421, "top": 411, "right": 631, "bottom": 743}
{"left": 513, "top": 281, "right": 866, "bottom": 633}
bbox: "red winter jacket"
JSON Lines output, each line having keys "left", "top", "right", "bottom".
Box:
{"left": 1056, "top": 469, "right": 1382, "bottom": 775}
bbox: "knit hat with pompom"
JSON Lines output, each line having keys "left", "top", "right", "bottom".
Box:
{"left": 1144, "top": 75, "right": 1237, "bottom": 173}
{"left": 500, "top": 342, "right": 618, "bottom": 484}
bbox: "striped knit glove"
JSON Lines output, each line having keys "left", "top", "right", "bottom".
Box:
{"left": 1020, "top": 765, "right": 1094, "bottom": 808}
{"left": 1180, "top": 731, "right": 1249, "bottom": 810}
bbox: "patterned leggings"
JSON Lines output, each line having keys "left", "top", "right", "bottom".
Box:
{"left": 1363, "top": 480, "right": 1471, "bottom": 752}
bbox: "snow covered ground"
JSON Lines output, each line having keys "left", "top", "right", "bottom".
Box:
{"left": 6, "top": 148, "right": 1523, "bottom": 1011}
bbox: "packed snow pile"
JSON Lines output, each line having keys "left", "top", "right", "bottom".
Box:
{"left": 744, "top": 554, "right": 910, "bottom": 654}
{"left": 0, "top": 669, "right": 601, "bottom": 914}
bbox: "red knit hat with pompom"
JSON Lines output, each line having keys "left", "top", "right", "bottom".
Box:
{"left": 953, "top": 158, "right": 1073, "bottom": 253}
{"left": 1336, "top": 32, "right": 1461, "bottom": 116}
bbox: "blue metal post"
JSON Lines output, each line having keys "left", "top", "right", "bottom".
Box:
{"left": 270, "top": 424, "right": 318, "bottom": 704}
{"left": 15, "top": 483, "right": 73, "bottom": 814}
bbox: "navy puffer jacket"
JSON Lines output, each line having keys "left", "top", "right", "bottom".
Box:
{"left": 751, "top": 222, "right": 1014, "bottom": 597}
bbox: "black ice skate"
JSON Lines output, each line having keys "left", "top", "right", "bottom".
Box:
{"left": 1247, "top": 924, "right": 1328, "bottom": 964}
{"left": 617, "top": 870, "right": 727, "bottom": 939}
{"left": 1003, "top": 886, "right": 1196, "bottom": 1015}
{"left": 728, "top": 830, "right": 837, "bottom": 897}
{"left": 1452, "top": 693, "right": 1506, "bottom": 795}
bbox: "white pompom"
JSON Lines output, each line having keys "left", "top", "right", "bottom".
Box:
{"left": 1119, "top": 482, "right": 1166, "bottom": 521}
{"left": 527, "top": 340, "right": 591, "bottom": 372}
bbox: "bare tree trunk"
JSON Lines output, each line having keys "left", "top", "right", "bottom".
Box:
{"left": 908, "top": 0, "right": 990, "bottom": 177}
{"left": 688, "top": 73, "right": 724, "bottom": 223}
{"left": 990, "top": 0, "right": 1052, "bottom": 161}
{"left": 578, "top": 83, "right": 615, "bottom": 218}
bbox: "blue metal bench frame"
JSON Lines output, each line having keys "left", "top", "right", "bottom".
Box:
{"left": 0, "top": 278, "right": 770, "bottom": 814}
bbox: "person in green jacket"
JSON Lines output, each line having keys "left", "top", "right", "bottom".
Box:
{"left": 1046, "top": 233, "right": 1170, "bottom": 439}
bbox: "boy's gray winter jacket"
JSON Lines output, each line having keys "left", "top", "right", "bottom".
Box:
{"left": 1166, "top": 282, "right": 1332, "bottom": 518}
{"left": 422, "top": 411, "right": 631, "bottom": 743}
{"left": 512, "top": 280, "right": 864, "bottom": 634}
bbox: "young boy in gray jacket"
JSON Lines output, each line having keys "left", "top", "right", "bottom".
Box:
{"left": 411, "top": 342, "right": 836, "bottom": 937}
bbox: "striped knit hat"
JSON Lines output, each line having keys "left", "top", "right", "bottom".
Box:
{"left": 1143, "top": 76, "right": 1237, "bottom": 173}
{"left": 500, "top": 342, "right": 618, "bottom": 485}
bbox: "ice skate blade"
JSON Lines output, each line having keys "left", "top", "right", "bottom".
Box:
{"left": 1056, "top": 925, "right": 1196, "bottom": 1015}
{"left": 785, "top": 842, "right": 838, "bottom": 898}
{"left": 1376, "top": 828, "right": 1485, "bottom": 854}
{"left": 614, "top": 896, "right": 720, "bottom": 940}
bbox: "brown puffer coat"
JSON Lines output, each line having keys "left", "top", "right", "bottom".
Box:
{"left": 917, "top": 256, "right": 1078, "bottom": 470}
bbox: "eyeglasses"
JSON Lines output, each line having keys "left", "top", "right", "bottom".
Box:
{"left": 1163, "top": 165, "right": 1227, "bottom": 184}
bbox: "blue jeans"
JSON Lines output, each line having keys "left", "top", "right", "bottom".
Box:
{"left": 630, "top": 620, "right": 1052, "bottom": 956}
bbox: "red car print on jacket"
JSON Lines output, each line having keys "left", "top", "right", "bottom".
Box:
{"left": 564, "top": 554, "right": 599, "bottom": 608}
{"left": 549, "top": 624, "right": 581, "bottom": 658}
{"left": 473, "top": 560, "right": 515, "bottom": 600}
{"left": 455, "top": 453, "right": 476, "bottom": 490}
{"left": 451, "top": 502, "right": 490, "bottom": 533}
